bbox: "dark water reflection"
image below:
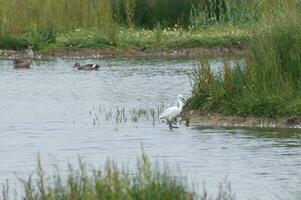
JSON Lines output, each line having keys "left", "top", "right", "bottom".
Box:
{"left": 0, "top": 57, "right": 300, "bottom": 199}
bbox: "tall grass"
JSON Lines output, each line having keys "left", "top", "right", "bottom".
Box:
{"left": 0, "top": 152, "right": 238, "bottom": 200}
{"left": 189, "top": 0, "right": 262, "bottom": 28}
{"left": 187, "top": 6, "right": 301, "bottom": 117}
{"left": 1, "top": 0, "right": 291, "bottom": 35}
{"left": 0, "top": 0, "right": 300, "bottom": 50}
{"left": 0, "top": 153, "right": 194, "bottom": 200}
{"left": 0, "top": 0, "right": 115, "bottom": 48}
{"left": 0, "top": 0, "right": 113, "bottom": 34}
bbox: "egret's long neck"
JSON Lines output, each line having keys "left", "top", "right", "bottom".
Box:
{"left": 178, "top": 99, "right": 184, "bottom": 109}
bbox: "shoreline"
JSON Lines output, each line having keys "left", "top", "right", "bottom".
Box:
{"left": 185, "top": 111, "right": 301, "bottom": 129}
{"left": 0, "top": 46, "right": 244, "bottom": 60}
{"left": 3, "top": 46, "right": 300, "bottom": 129}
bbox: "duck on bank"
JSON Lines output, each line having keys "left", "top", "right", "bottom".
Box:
{"left": 73, "top": 63, "right": 100, "bottom": 70}
{"left": 14, "top": 45, "right": 34, "bottom": 69}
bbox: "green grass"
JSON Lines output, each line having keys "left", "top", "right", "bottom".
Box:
{"left": 0, "top": 0, "right": 269, "bottom": 31}
{"left": 1, "top": 0, "right": 299, "bottom": 50}
{"left": 186, "top": 10, "right": 301, "bottom": 118}
{"left": 0, "top": 35, "right": 29, "bottom": 50}
{"left": 0, "top": 24, "right": 251, "bottom": 51}
{"left": 0, "top": 152, "right": 236, "bottom": 200}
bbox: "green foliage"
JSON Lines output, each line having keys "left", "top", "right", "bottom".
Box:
{"left": 0, "top": 35, "right": 29, "bottom": 50}
{"left": 26, "top": 24, "right": 56, "bottom": 49}
{"left": 2, "top": 153, "right": 194, "bottom": 200}
{"left": 56, "top": 29, "right": 111, "bottom": 49}
{"left": 0, "top": 151, "right": 239, "bottom": 200}
{"left": 28, "top": 25, "right": 247, "bottom": 51}
{"left": 129, "top": 0, "right": 201, "bottom": 28}
{"left": 124, "top": 0, "right": 136, "bottom": 27}
{"left": 189, "top": 0, "right": 262, "bottom": 29}
{"left": 223, "top": 0, "right": 262, "bottom": 24}
{"left": 188, "top": 7, "right": 301, "bottom": 117}
{"left": 1, "top": 0, "right": 298, "bottom": 50}
{"left": 0, "top": 0, "right": 115, "bottom": 35}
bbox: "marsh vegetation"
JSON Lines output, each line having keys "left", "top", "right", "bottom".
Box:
{"left": 186, "top": 4, "right": 301, "bottom": 117}
{"left": 0, "top": 152, "right": 237, "bottom": 200}
{"left": 0, "top": 1, "right": 300, "bottom": 198}
{"left": 0, "top": 0, "right": 299, "bottom": 50}
{"left": 89, "top": 104, "right": 165, "bottom": 126}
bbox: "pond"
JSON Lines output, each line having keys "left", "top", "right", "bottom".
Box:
{"left": 0, "top": 57, "right": 301, "bottom": 199}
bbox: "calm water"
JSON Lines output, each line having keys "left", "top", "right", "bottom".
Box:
{"left": 0, "top": 57, "right": 301, "bottom": 199}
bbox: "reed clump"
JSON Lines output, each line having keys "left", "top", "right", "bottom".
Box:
{"left": 0, "top": 153, "right": 194, "bottom": 200}
{"left": 0, "top": 152, "right": 239, "bottom": 200}
{"left": 187, "top": 6, "right": 301, "bottom": 117}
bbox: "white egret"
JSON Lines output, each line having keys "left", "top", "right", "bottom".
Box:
{"left": 159, "top": 94, "right": 185, "bottom": 130}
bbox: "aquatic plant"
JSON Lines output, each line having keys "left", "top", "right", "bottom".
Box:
{"left": 1, "top": 152, "right": 195, "bottom": 200}
{"left": 187, "top": 6, "right": 301, "bottom": 117}
{"left": 0, "top": 151, "right": 239, "bottom": 200}
{"left": 89, "top": 104, "right": 166, "bottom": 127}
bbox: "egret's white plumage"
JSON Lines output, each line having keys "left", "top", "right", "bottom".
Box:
{"left": 159, "top": 94, "right": 185, "bottom": 129}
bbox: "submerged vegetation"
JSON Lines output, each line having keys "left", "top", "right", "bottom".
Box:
{"left": 187, "top": 6, "right": 301, "bottom": 117}
{"left": 0, "top": 152, "right": 236, "bottom": 200}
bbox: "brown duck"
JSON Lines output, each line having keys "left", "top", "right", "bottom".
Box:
{"left": 14, "top": 45, "right": 34, "bottom": 69}
{"left": 74, "top": 63, "right": 100, "bottom": 70}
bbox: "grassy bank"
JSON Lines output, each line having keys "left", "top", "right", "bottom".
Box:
{"left": 0, "top": 152, "right": 235, "bottom": 200}
{"left": 1, "top": 0, "right": 297, "bottom": 50}
{"left": 0, "top": 24, "right": 250, "bottom": 51}
{"left": 186, "top": 9, "right": 301, "bottom": 118}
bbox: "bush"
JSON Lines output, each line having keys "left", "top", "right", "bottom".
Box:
{"left": 0, "top": 35, "right": 29, "bottom": 50}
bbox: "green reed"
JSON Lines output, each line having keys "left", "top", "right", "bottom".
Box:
{"left": 89, "top": 104, "right": 166, "bottom": 126}
{"left": 0, "top": 151, "right": 239, "bottom": 200}
{"left": 0, "top": 152, "right": 193, "bottom": 200}
{"left": 0, "top": 0, "right": 282, "bottom": 35}
{"left": 0, "top": 0, "right": 115, "bottom": 48}
{"left": 187, "top": 4, "right": 301, "bottom": 117}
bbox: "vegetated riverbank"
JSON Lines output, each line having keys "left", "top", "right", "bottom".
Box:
{"left": 0, "top": 0, "right": 266, "bottom": 51}
{"left": 1, "top": 0, "right": 300, "bottom": 128}
{"left": 183, "top": 110, "right": 301, "bottom": 129}
{"left": 0, "top": 46, "right": 244, "bottom": 60}
{"left": 0, "top": 24, "right": 247, "bottom": 59}
{"left": 185, "top": 9, "right": 301, "bottom": 128}
{"left": 0, "top": 0, "right": 298, "bottom": 53}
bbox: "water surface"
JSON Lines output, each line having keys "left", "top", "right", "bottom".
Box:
{"left": 0, "top": 57, "right": 300, "bottom": 199}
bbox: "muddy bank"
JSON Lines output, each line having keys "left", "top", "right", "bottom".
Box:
{"left": 185, "top": 111, "right": 301, "bottom": 129}
{"left": 0, "top": 46, "right": 244, "bottom": 60}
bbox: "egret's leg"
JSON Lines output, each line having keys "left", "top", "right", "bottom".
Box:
{"left": 172, "top": 124, "right": 179, "bottom": 129}
{"left": 168, "top": 120, "right": 172, "bottom": 130}
{"left": 168, "top": 119, "right": 179, "bottom": 130}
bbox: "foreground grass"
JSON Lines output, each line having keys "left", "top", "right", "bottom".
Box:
{"left": 0, "top": 152, "right": 236, "bottom": 200}
{"left": 1, "top": 153, "right": 193, "bottom": 200}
